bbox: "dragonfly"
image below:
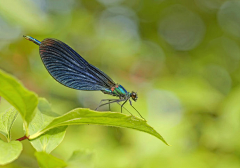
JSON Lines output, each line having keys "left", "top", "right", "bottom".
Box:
{"left": 23, "top": 35, "right": 144, "bottom": 119}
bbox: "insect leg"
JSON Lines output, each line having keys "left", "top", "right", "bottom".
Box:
{"left": 116, "top": 102, "right": 134, "bottom": 116}
{"left": 129, "top": 99, "right": 146, "bottom": 120}
{"left": 98, "top": 99, "right": 135, "bottom": 117}
{"left": 95, "top": 99, "right": 119, "bottom": 111}
{"left": 109, "top": 100, "right": 111, "bottom": 111}
{"left": 121, "top": 99, "right": 129, "bottom": 113}
{"left": 96, "top": 99, "right": 124, "bottom": 110}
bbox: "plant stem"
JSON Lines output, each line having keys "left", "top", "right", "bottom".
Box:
{"left": 16, "top": 135, "right": 29, "bottom": 141}
{"left": 23, "top": 121, "right": 29, "bottom": 136}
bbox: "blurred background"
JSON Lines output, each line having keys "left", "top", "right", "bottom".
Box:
{"left": 0, "top": 0, "right": 240, "bottom": 167}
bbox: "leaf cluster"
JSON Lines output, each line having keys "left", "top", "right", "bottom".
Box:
{"left": 0, "top": 69, "right": 168, "bottom": 167}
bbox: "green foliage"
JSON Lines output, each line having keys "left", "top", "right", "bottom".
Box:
{"left": 0, "top": 107, "right": 18, "bottom": 142}
{"left": 0, "top": 140, "right": 22, "bottom": 165}
{"left": 0, "top": 69, "right": 167, "bottom": 165}
{"left": 0, "top": 70, "right": 38, "bottom": 135}
{"left": 29, "top": 98, "right": 67, "bottom": 153}
{"left": 35, "top": 151, "right": 67, "bottom": 168}
{"left": 30, "top": 108, "right": 168, "bottom": 145}
{"left": 68, "top": 150, "right": 95, "bottom": 168}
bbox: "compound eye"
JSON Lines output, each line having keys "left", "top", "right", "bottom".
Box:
{"left": 131, "top": 92, "right": 137, "bottom": 101}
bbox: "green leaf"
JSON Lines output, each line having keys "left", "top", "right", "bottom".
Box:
{"left": 29, "top": 98, "right": 67, "bottom": 153}
{"left": 0, "top": 107, "right": 18, "bottom": 141}
{"left": 0, "top": 69, "right": 38, "bottom": 135}
{"left": 67, "top": 150, "right": 94, "bottom": 168}
{"left": 0, "top": 139, "right": 23, "bottom": 165}
{"left": 35, "top": 151, "right": 67, "bottom": 168}
{"left": 30, "top": 108, "right": 169, "bottom": 145}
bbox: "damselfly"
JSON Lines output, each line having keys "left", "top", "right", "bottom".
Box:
{"left": 23, "top": 35, "right": 144, "bottom": 119}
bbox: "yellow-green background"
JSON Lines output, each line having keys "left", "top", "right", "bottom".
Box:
{"left": 0, "top": 0, "right": 240, "bottom": 167}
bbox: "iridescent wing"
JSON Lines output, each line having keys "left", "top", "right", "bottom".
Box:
{"left": 39, "top": 38, "right": 116, "bottom": 90}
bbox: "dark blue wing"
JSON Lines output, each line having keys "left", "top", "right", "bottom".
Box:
{"left": 39, "top": 38, "right": 116, "bottom": 90}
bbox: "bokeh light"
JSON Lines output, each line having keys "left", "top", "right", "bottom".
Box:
{"left": 158, "top": 5, "right": 205, "bottom": 51}
{"left": 1, "top": 0, "right": 240, "bottom": 167}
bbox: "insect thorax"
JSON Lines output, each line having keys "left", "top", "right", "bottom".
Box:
{"left": 102, "top": 85, "right": 129, "bottom": 99}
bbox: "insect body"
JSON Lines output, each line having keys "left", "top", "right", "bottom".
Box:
{"left": 103, "top": 85, "right": 136, "bottom": 100}
{"left": 23, "top": 35, "right": 143, "bottom": 119}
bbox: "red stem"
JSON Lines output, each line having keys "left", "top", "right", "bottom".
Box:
{"left": 16, "top": 135, "right": 29, "bottom": 141}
